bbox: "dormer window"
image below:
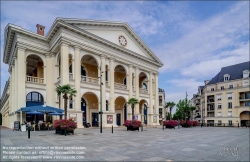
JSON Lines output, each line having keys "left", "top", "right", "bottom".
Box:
{"left": 243, "top": 70, "right": 249, "bottom": 78}
{"left": 224, "top": 74, "right": 230, "bottom": 82}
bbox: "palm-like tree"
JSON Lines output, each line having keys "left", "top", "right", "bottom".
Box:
{"left": 127, "top": 98, "right": 139, "bottom": 120}
{"left": 165, "top": 102, "right": 176, "bottom": 120}
{"left": 56, "top": 84, "right": 77, "bottom": 120}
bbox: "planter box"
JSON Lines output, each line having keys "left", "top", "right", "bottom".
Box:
{"left": 21, "top": 125, "right": 26, "bottom": 132}
{"left": 55, "top": 128, "right": 74, "bottom": 135}
{"left": 127, "top": 126, "right": 139, "bottom": 131}
{"left": 165, "top": 125, "right": 175, "bottom": 129}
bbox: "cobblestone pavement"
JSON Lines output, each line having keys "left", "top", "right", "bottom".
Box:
{"left": 0, "top": 126, "right": 249, "bottom": 161}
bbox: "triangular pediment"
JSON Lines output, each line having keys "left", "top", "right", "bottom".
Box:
{"left": 58, "top": 18, "right": 163, "bottom": 66}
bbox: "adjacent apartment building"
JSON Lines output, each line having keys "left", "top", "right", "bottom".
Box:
{"left": 0, "top": 18, "right": 165, "bottom": 128}
{"left": 192, "top": 61, "right": 250, "bottom": 126}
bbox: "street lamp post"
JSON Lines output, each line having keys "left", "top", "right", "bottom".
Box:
{"left": 99, "top": 67, "right": 103, "bottom": 133}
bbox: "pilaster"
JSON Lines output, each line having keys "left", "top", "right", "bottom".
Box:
{"left": 149, "top": 71, "right": 153, "bottom": 114}
{"left": 16, "top": 47, "right": 26, "bottom": 124}
{"left": 60, "top": 42, "right": 69, "bottom": 85}
{"left": 154, "top": 73, "right": 159, "bottom": 125}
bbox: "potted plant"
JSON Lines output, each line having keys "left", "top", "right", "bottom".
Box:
{"left": 54, "top": 119, "right": 77, "bottom": 135}
{"left": 21, "top": 123, "right": 26, "bottom": 132}
{"left": 124, "top": 120, "right": 141, "bottom": 131}
{"left": 193, "top": 121, "right": 198, "bottom": 127}
{"left": 163, "top": 120, "right": 178, "bottom": 129}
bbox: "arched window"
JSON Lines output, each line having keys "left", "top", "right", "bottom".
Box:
{"left": 26, "top": 92, "right": 44, "bottom": 107}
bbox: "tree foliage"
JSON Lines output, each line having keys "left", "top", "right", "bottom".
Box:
{"left": 127, "top": 98, "right": 139, "bottom": 120}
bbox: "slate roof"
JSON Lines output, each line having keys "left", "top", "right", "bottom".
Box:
{"left": 207, "top": 61, "right": 250, "bottom": 85}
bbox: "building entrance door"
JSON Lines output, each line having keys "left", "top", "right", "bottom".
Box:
{"left": 92, "top": 113, "right": 99, "bottom": 127}
{"left": 116, "top": 113, "right": 121, "bottom": 126}
{"left": 144, "top": 104, "right": 147, "bottom": 124}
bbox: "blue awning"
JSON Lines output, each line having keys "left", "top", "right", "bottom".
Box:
{"left": 15, "top": 105, "right": 64, "bottom": 113}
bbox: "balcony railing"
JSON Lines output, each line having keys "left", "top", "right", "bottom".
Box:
{"left": 69, "top": 73, "right": 73, "bottom": 79}
{"left": 81, "top": 76, "right": 99, "bottom": 84}
{"left": 207, "top": 108, "right": 214, "bottom": 111}
{"left": 26, "top": 76, "right": 44, "bottom": 84}
{"left": 114, "top": 83, "right": 127, "bottom": 89}
{"left": 140, "top": 88, "right": 148, "bottom": 94}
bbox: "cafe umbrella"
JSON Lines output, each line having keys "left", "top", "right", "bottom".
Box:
{"left": 26, "top": 111, "right": 44, "bottom": 131}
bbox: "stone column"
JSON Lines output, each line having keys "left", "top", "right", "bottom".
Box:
{"left": 74, "top": 46, "right": 81, "bottom": 111}
{"left": 149, "top": 72, "right": 153, "bottom": 114}
{"left": 101, "top": 55, "right": 106, "bottom": 113}
{"left": 128, "top": 65, "right": 133, "bottom": 114}
{"left": 154, "top": 73, "right": 159, "bottom": 125}
{"left": 60, "top": 42, "right": 69, "bottom": 85}
{"left": 135, "top": 67, "right": 139, "bottom": 114}
{"left": 50, "top": 54, "right": 56, "bottom": 107}
{"left": 109, "top": 58, "right": 115, "bottom": 112}
{"left": 17, "top": 47, "right": 26, "bottom": 124}
{"left": 45, "top": 54, "right": 52, "bottom": 106}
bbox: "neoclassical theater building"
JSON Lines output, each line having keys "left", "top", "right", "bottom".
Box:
{"left": 1, "top": 18, "right": 165, "bottom": 128}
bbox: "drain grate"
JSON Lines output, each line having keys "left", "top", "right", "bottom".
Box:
{"left": 39, "top": 135, "right": 46, "bottom": 136}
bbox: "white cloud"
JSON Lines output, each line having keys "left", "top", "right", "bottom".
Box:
{"left": 155, "top": 1, "right": 248, "bottom": 73}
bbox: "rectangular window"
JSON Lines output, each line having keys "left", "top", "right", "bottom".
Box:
{"left": 218, "top": 120, "right": 222, "bottom": 126}
{"left": 228, "top": 93, "right": 232, "bottom": 100}
{"left": 228, "top": 111, "right": 232, "bottom": 117}
{"left": 228, "top": 120, "right": 232, "bottom": 126}
{"left": 69, "top": 97, "right": 73, "bottom": 109}
{"left": 245, "top": 102, "right": 250, "bottom": 106}
{"left": 224, "top": 77, "right": 229, "bottom": 81}
{"left": 218, "top": 104, "right": 222, "bottom": 109}
{"left": 211, "top": 88, "right": 214, "bottom": 91}
{"left": 221, "top": 86, "right": 224, "bottom": 90}
{"left": 217, "top": 112, "right": 221, "bottom": 117}
{"left": 228, "top": 102, "right": 232, "bottom": 108}
{"left": 229, "top": 85, "right": 233, "bottom": 89}
{"left": 217, "top": 94, "right": 221, "bottom": 100}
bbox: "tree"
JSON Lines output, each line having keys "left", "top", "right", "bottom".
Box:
{"left": 56, "top": 84, "right": 77, "bottom": 120}
{"left": 165, "top": 102, "right": 176, "bottom": 120}
{"left": 166, "top": 112, "right": 172, "bottom": 120}
{"left": 173, "top": 99, "right": 194, "bottom": 120}
{"left": 127, "top": 98, "right": 139, "bottom": 120}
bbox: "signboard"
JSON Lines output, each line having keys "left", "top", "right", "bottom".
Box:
{"left": 133, "top": 116, "right": 138, "bottom": 120}
{"left": 13, "top": 121, "right": 20, "bottom": 131}
{"left": 107, "top": 115, "right": 113, "bottom": 124}
{"left": 153, "top": 116, "right": 157, "bottom": 123}
{"left": 69, "top": 114, "right": 77, "bottom": 122}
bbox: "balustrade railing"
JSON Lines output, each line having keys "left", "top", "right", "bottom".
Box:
{"left": 26, "top": 76, "right": 44, "bottom": 84}
{"left": 114, "top": 83, "right": 127, "bottom": 89}
{"left": 81, "top": 76, "right": 99, "bottom": 84}
{"left": 69, "top": 73, "right": 73, "bottom": 79}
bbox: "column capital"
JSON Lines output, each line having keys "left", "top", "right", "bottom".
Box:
{"left": 45, "top": 53, "right": 50, "bottom": 58}
{"left": 74, "top": 45, "right": 81, "bottom": 50}
{"left": 100, "top": 55, "right": 106, "bottom": 59}
{"left": 16, "top": 45, "right": 26, "bottom": 51}
{"left": 59, "top": 40, "right": 70, "bottom": 47}
{"left": 135, "top": 66, "right": 139, "bottom": 69}
{"left": 109, "top": 57, "right": 115, "bottom": 61}
{"left": 128, "top": 64, "right": 133, "bottom": 68}
{"left": 154, "top": 72, "right": 159, "bottom": 75}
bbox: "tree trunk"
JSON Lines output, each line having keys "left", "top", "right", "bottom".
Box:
{"left": 132, "top": 104, "right": 134, "bottom": 121}
{"left": 63, "top": 93, "right": 68, "bottom": 120}
{"left": 170, "top": 107, "right": 172, "bottom": 120}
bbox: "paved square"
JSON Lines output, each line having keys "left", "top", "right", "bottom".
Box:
{"left": 0, "top": 126, "right": 249, "bottom": 161}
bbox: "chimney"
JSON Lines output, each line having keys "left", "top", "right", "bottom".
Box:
{"left": 36, "top": 24, "right": 45, "bottom": 36}
{"left": 204, "top": 80, "right": 210, "bottom": 85}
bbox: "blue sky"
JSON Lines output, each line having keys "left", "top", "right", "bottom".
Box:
{"left": 1, "top": 1, "right": 249, "bottom": 112}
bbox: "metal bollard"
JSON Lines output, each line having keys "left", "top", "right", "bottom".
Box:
{"left": 178, "top": 124, "right": 180, "bottom": 129}
{"left": 112, "top": 125, "right": 113, "bottom": 134}
{"left": 163, "top": 124, "right": 164, "bottom": 130}
{"left": 64, "top": 128, "right": 66, "bottom": 136}
{"left": 238, "top": 123, "right": 239, "bottom": 128}
{"left": 28, "top": 126, "right": 30, "bottom": 139}
{"left": 141, "top": 125, "right": 143, "bottom": 132}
